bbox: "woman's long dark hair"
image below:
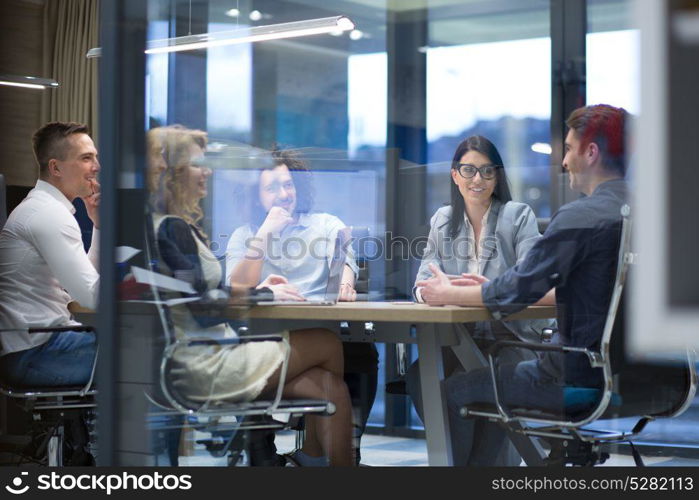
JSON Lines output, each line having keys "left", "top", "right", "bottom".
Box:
{"left": 449, "top": 135, "right": 512, "bottom": 238}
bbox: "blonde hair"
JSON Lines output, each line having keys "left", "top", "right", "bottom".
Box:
{"left": 146, "top": 126, "right": 208, "bottom": 230}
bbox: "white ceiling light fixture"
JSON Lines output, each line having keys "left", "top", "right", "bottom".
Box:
{"left": 249, "top": 9, "right": 262, "bottom": 21}
{"left": 86, "top": 16, "right": 355, "bottom": 58}
{"left": 225, "top": 8, "right": 240, "bottom": 18}
{"left": 531, "top": 142, "right": 552, "bottom": 155}
{"left": 0, "top": 75, "right": 59, "bottom": 90}
{"left": 349, "top": 29, "right": 364, "bottom": 41}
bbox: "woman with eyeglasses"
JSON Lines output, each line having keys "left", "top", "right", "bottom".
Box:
{"left": 407, "top": 135, "right": 556, "bottom": 465}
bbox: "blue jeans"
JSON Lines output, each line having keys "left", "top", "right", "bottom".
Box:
{"left": 444, "top": 358, "right": 565, "bottom": 465}
{"left": 406, "top": 342, "right": 538, "bottom": 466}
{"left": 0, "top": 330, "right": 97, "bottom": 388}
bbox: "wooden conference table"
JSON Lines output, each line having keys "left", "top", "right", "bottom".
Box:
{"left": 73, "top": 300, "right": 556, "bottom": 466}
{"left": 234, "top": 301, "right": 556, "bottom": 466}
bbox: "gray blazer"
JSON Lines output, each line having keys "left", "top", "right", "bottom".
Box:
{"left": 414, "top": 199, "right": 556, "bottom": 343}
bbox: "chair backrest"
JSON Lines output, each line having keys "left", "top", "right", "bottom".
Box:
{"left": 5, "top": 185, "right": 31, "bottom": 219}
{"left": 553, "top": 206, "right": 632, "bottom": 422}
{"left": 600, "top": 205, "right": 632, "bottom": 369}
{"left": 141, "top": 205, "right": 187, "bottom": 411}
{"left": 603, "top": 206, "right": 696, "bottom": 419}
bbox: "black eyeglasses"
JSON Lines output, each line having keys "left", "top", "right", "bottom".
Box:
{"left": 454, "top": 163, "right": 502, "bottom": 180}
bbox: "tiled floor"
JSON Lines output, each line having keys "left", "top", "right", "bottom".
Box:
{"left": 178, "top": 430, "right": 699, "bottom": 467}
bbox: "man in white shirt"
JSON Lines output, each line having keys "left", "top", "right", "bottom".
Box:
{"left": 0, "top": 121, "right": 100, "bottom": 388}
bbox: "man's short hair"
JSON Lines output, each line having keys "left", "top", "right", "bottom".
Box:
{"left": 32, "top": 121, "right": 90, "bottom": 176}
{"left": 566, "top": 104, "right": 629, "bottom": 175}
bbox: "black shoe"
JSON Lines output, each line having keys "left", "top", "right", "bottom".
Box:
{"left": 248, "top": 429, "right": 284, "bottom": 467}
{"left": 280, "top": 452, "right": 301, "bottom": 467}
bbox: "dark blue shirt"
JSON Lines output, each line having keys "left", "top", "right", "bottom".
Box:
{"left": 482, "top": 179, "right": 628, "bottom": 385}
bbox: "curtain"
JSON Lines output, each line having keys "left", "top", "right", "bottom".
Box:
{"left": 41, "top": 0, "right": 99, "bottom": 142}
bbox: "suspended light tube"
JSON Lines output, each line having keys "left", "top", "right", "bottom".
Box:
{"left": 0, "top": 75, "right": 59, "bottom": 90}
{"left": 531, "top": 142, "right": 552, "bottom": 155}
{"left": 87, "top": 16, "right": 355, "bottom": 58}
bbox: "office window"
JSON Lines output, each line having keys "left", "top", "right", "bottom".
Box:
{"left": 348, "top": 52, "right": 387, "bottom": 160}
{"left": 426, "top": 1, "right": 552, "bottom": 218}
{"left": 206, "top": 22, "right": 253, "bottom": 144}
{"left": 587, "top": 0, "right": 640, "bottom": 113}
{"left": 145, "top": 20, "right": 169, "bottom": 127}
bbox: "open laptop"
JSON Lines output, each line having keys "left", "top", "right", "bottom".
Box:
{"left": 256, "top": 226, "right": 351, "bottom": 306}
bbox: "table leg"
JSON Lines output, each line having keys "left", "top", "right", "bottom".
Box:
{"left": 416, "top": 322, "right": 453, "bottom": 466}
{"left": 449, "top": 323, "right": 548, "bottom": 465}
{"left": 449, "top": 323, "right": 487, "bottom": 370}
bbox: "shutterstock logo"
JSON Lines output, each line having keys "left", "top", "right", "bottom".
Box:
{"left": 5, "top": 472, "right": 30, "bottom": 495}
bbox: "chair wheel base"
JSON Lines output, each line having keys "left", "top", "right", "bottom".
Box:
{"left": 545, "top": 440, "right": 609, "bottom": 467}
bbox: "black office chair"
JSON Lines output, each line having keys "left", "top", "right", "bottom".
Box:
{"left": 0, "top": 326, "right": 97, "bottom": 466}
{"left": 459, "top": 205, "right": 698, "bottom": 466}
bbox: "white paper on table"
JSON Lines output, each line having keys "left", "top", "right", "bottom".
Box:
{"left": 115, "top": 246, "right": 141, "bottom": 263}
{"left": 131, "top": 266, "right": 196, "bottom": 294}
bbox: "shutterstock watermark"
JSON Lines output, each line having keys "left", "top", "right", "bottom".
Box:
{"left": 4, "top": 471, "right": 192, "bottom": 496}
{"left": 215, "top": 232, "right": 499, "bottom": 262}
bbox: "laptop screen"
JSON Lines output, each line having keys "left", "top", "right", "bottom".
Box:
{"left": 315, "top": 226, "right": 352, "bottom": 302}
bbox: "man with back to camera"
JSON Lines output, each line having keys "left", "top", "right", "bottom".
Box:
{"left": 416, "top": 104, "right": 629, "bottom": 465}
{"left": 0, "top": 121, "right": 100, "bottom": 388}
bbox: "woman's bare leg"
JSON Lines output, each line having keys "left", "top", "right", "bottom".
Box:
{"left": 262, "top": 329, "right": 353, "bottom": 466}
{"left": 289, "top": 328, "right": 344, "bottom": 377}
{"left": 264, "top": 328, "right": 344, "bottom": 388}
{"left": 282, "top": 367, "right": 353, "bottom": 466}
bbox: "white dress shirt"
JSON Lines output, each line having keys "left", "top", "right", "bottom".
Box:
{"left": 0, "top": 180, "right": 99, "bottom": 354}
{"left": 463, "top": 203, "right": 491, "bottom": 275}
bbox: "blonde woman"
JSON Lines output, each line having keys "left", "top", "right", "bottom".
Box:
{"left": 147, "top": 126, "right": 354, "bottom": 466}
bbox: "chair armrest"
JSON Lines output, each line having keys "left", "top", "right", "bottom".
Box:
{"left": 186, "top": 333, "right": 284, "bottom": 347}
{"left": 482, "top": 340, "right": 604, "bottom": 421}
{"left": 0, "top": 325, "right": 94, "bottom": 335}
{"left": 488, "top": 340, "right": 604, "bottom": 368}
{"left": 29, "top": 325, "right": 95, "bottom": 334}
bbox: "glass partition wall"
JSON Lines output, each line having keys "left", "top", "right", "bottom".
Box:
{"left": 100, "top": 0, "right": 560, "bottom": 461}
{"left": 80, "top": 0, "right": 697, "bottom": 466}
{"left": 4, "top": 0, "right": 695, "bottom": 468}
{"left": 101, "top": 0, "right": 393, "bottom": 465}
